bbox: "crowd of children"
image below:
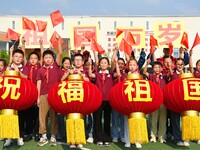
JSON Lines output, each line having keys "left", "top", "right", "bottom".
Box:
{"left": 0, "top": 34, "right": 200, "bottom": 149}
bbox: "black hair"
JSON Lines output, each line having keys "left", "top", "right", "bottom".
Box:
{"left": 42, "top": 49, "right": 55, "bottom": 60}
{"left": 175, "top": 57, "right": 185, "bottom": 65}
{"left": 62, "top": 57, "right": 71, "bottom": 64}
{"left": 153, "top": 61, "right": 163, "bottom": 67}
{"left": 118, "top": 58, "right": 125, "bottom": 64}
{"left": 74, "top": 53, "right": 83, "bottom": 60}
{"left": 163, "top": 55, "right": 173, "bottom": 61}
{"left": 84, "top": 58, "right": 94, "bottom": 66}
{"left": 196, "top": 59, "right": 200, "bottom": 66}
{"left": 127, "top": 58, "right": 138, "bottom": 66}
{"left": 28, "top": 51, "right": 40, "bottom": 60}
{"left": 0, "top": 59, "right": 6, "bottom": 67}
{"left": 99, "top": 57, "right": 110, "bottom": 65}
{"left": 12, "top": 49, "right": 24, "bottom": 57}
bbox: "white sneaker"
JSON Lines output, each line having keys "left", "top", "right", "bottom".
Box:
{"left": 17, "top": 138, "right": 24, "bottom": 146}
{"left": 176, "top": 141, "right": 185, "bottom": 146}
{"left": 37, "top": 137, "right": 48, "bottom": 146}
{"left": 77, "top": 144, "right": 83, "bottom": 148}
{"left": 4, "top": 139, "right": 12, "bottom": 147}
{"left": 197, "top": 140, "right": 200, "bottom": 144}
{"left": 50, "top": 137, "right": 57, "bottom": 146}
{"left": 150, "top": 137, "right": 156, "bottom": 143}
{"left": 135, "top": 142, "right": 142, "bottom": 149}
{"left": 159, "top": 138, "right": 166, "bottom": 143}
{"left": 112, "top": 138, "right": 118, "bottom": 143}
{"left": 69, "top": 144, "right": 76, "bottom": 148}
{"left": 87, "top": 137, "right": 94, "bottom": 143}
{"left": 124, "top": 143, "right": 131, "bottom": 148}
{"left": 184, "top": 141, "right": 190, "bottom": 147}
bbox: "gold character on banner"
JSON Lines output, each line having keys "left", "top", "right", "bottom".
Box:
{"left": 124, "top": 80, "right": 152, "bottom": 102}
{"left": 0, "top": 77, "right": 21, "bottom": 100}
{"left": 58, "top": 81, "right": 84, "bottom": 103}
{"left": 182, "top": 78, "right": 200, "bottom": 101}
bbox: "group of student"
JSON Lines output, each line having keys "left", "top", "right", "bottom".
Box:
{"left": 0, "top": 33, "right": 200, "bottom": 149}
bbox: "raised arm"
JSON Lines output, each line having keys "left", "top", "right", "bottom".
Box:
{"left": 111, "top": 43, "right": 118, "bottom": 71}
{"left": 55, "top": 33, "right": 62, "bottom": 65}
{"left": 88, "top": 57, "right": 96, "bottom": 78}
{"left": 143, "top": 58, "right": 150, "bottom": 78}
{"left": 39, "top": 38, "right": 44, "bottom": 66}
{"left": 8, "top": 45, "right": 14, "bottom": 66}
{"left": 189, "top": 50, "right": 194, "bottom": 73}
{"left": 21, "top": 37, "right": 27, "bottom": 65}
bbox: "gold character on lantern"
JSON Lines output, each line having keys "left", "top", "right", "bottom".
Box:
{"left": 0, "top": 77, "right": 21, "bottom": 100}
{"left": 124, "top": 80, "right": 152, "bottom": 102}
{"left": 58, "top": 81, "right": 84, "bottom": 103}
{"left": 182, "top": 78, "right": 200, "bottom": 101}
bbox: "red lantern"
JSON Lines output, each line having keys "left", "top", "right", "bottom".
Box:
{"left": 163, "top": 73, "right": 200, "bottom": 140}
{"left": 0, "top": 70, "right": 38, "bottom": 138}
{"left": 48, "top": 74, "right": 102, "bottom": 145}
{"left": 109, "top": 74, "right": 163, "bottom": 144}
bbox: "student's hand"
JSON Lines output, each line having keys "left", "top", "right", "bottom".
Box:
{"left": 39, "top": 38, "right": 43, "bottom": 45}
{"left": 10, "top": 45, "right": 14, "bottom": 52}
{"left": 81, "top": 44, "right": 85, "bottom": 50}
{"left": 189, "top": 49, "right": 193, "bottom": 56}
{"left": 69, "top": 69, "right": 74, "bottom": 74}
{"left": 179, "top": 46, "right": 184, "bottom": 54}
{"left": 22, "top": 37, "right": 26, "bottom": 44}
{"left": 115, "top": 57, "right": 118, "bottom": 63}
{"left": 146, "top": 58, "right": 151, "bottom": 64}
{"left": 54, "top": 33, "right": 60, "bottom": 41}
{"left": 113, "top": 43, "right": 119, "bottom": 51}
{"left": 152, "top": 47, "right": 157, "bottom": 54}
{"left": 37, "top": 98, "right": 40, "bottom": 107}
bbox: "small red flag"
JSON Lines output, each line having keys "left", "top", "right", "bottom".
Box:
{"left": 74, "top": 31, "right": 84, "bottom": 48}
{"left": 180, "top": 32, "right": 189, "bottom": 49}
{"left": 49, "top": 31, "right": 63, "bottom": 49}
{"left": 36, "top": 20, "right": 47, "bottom": 32}
{"left": 50, "top": 10, "right": 64, "bottom": 27}
{"left": 167, "top": 42, "right": 173, "bottom": 56}
{"left": 83, "top": 31, "right": 95, "bottom": 42}
{"left": 126, "top": 32, "right": 136, "bottom": 46}
{"left": 191, "top": 33, "right": 200, "bottom": 50}
{"left": 91, "top": 39, "right": 105, "bottom": 54}
{"left": 119, "top": 38, "right": 132, "bottom": 56}
{"left": 150, "top": 35, "right": 158, "bottom": 54}
{"left": 6, "top": 28, "right": 21, "bottom": 41}
{"left": 116, "top": 28, "right": 123, "bottom": 38}
{"left": 22, "top": 17, "right": 36, "bottom": 30}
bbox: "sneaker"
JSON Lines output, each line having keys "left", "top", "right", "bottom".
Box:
{"left": 50, "top": 137, "right": 57, "bottom": 146}
{"left": 4, "top": 139, "right": 12, "bottom": 147}
{"left": 135, "top": 142, "right": 142, "bottom": 149}
{"left": 176, "top": 141, "right": 185, "bottom": 146}
{"left": 120, "top": 138, "right": 125, "bottom": 143}
{"left": 184, "top": 141, "right": 190, "bottom": 147}
{"left": 112, "top": 138, "right": 118, "bottom": 143}
{"left": 37, "top": 137, "right": 48, "bottom": 146}
{"left": 159, "top": 138, "right": 166, "bottom": 143}
{"left": 124, "top": 143, "right": 131, "bottom": 148}
{"left": 24, "top": 134, "right": 32, "bottom": 142}
{"left": 197, "top": 140, "right": 200, "bottom": 144}
{"left": 104, "top": 142, "right": 110, "bottom": 146}
{"left": 150, "top": 137, "right": 156, "bottom": 143}
{"left": 77, "top": 144, "right": 83, "bottom": 148}
{"left": 17, "top": 138, "right": 24, "bottom": 146}
{"left": 69, "top": 144, "right": 76, "bottom": 148}
{"left": 34, "top": 133, "right": 39, "bottom": 142}
{"left": 97, "top": 141, "right": 103, "bottom": 146}
{"left": 87, "top": 137, "right": 94, "bottom": 143}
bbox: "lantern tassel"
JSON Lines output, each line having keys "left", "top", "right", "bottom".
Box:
{"left": 0, "top": 109, "right": 20, "bottom": 139}
{"left": 128, "top": 112, "right": 148, "bottom": 144}
{"left": 66, "top": 113, "right": 86, "bottom": 145}
{"left": 182, "top": 110, "right": 200, "bottom": 141}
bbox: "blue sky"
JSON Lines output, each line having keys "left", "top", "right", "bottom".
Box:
{"left": 0, "top": 0, "right": 200, "bottom": 16}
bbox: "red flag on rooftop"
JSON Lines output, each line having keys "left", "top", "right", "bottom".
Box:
{"left": 191, "top": 33, "right": 200, "bottom": 50}
{"left": 180, "top": 32, "right": 189, "bottom": 49}
{"left": 36, "top": 20, "right": 47, "bottom": 32}
{"left": 49, "top": 31, "right": 63, "bottom": 49}
{"left": 74, "top": 31, "right": 84, "bottom": 48}
{"left": 6, "top": 28, "right": 21, "bottom": 41}
{"left": 22, "top": 17, "right": 36, "bottom": 30}
{"left": 150, "top": 35, "right": 158, "bottom": 54}
{"left": 50, "top": 10, "right": 64, "bottom": 27}
{"left": 83, "top": 31, "right": 95, "bottom": 42}
{"left": 116, "top": 28, "right": 123, "bottom": 38}
{"left": 91, "top": 39, "right": 105, "bottom": 54}
{"left": 126, "top": 32, "right": 136, "bottom": 46}
{"left": 119, "top": 38, "right": 132, "bottom": 56}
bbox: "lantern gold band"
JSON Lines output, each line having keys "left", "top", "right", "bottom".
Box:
{"left": 179, "top": 73, "right": 194, "bottom": 78}
{"left": 182, "top": 110, "right": 199, "bottom": 117}
{"left": 0, "top": 109, "right": 18, "bottom": 115}
{"left": 126, "top": 74, "right": 142, "bottom": 80}
{"left": 68, "top": 74, "right": 83, "bottom": 80}
{"left": 4, "top": 70, "right": 20, "bottom": 76}
{"left": 129, "top": 112, "right": 145, "bottom": 119}
{"left": 67, "top": 113, "right": 84, "bottom": 119}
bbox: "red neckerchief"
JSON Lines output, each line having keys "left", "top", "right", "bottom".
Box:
{"left": 29, "top": 65, "right": 37, "bottom": 82}
{"left": 43, "top": 64, "right": 53, "bottom": 84}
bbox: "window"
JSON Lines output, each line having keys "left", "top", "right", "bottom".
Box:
{"left": 98, "top": 21, "right": 101, "bottom": 30}
{"left": 146, "top": 21, "right": 149, "bottom": 30}
{"left": 12, "top": 21, "right": 15, "bottom": 29}
{"left": 114, "top": 21, "right": 117, "bottom": 30}
{"left": 130, "top": 21, "right": 133, "bottom": 27}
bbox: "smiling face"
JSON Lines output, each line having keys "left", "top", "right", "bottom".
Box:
{"left": 176, "top": 59, "right": 185, "bottom": 72}
{"left": 74, "top": 55, "right": 84, "bottom": 69}
{"left": 99, "top": 58, "right": 109, "bottom": 71}
{"left": 62, "top": 59, "right": 71, "bottom": 70}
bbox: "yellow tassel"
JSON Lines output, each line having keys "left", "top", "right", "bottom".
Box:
{"left": 128, "top": 112, "right": 148, "bottom": 144}
{"left": 182, "top": 110, "right": 200, "bottom": 141}
{"left": 0, "top": 109, "right": 19, "bottom": 139}
{"left": 66, "top": 113, "right": 86, "bottom": 145}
